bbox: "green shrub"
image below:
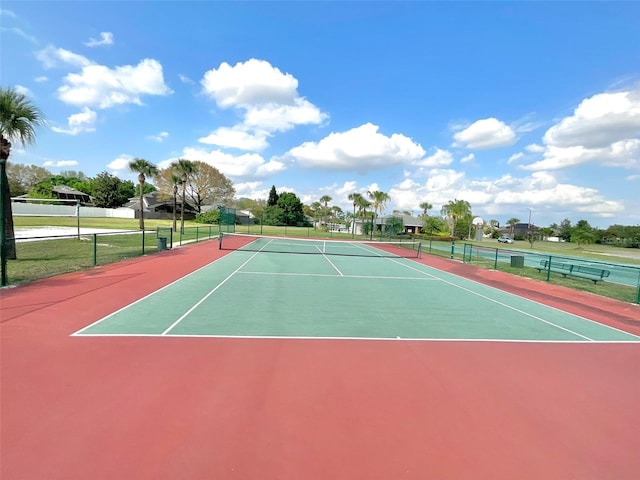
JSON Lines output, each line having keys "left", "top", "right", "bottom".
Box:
{"left": 194, "top": 210, "right": 220, "bottom": 224}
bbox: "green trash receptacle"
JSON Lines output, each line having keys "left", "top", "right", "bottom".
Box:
{"left": 157, "top": 237, "right": 167, "bottom": 251}
{"left": 510, "top": 255, "right": 524, "bottom": 268}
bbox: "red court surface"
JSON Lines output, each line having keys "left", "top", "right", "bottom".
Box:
{"left": 2, "top": 241, "right": 639, "bottom": 479}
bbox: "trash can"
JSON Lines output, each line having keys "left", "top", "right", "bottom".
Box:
{"left": 157, "top": 237, "right": 167, "bottom": 251}
{"left": 510, "top": 255, "right": 525, "bottom": 268}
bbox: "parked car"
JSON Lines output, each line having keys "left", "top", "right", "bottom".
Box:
{"left": 498, "top": 235, "right": 514, "bottom": 244}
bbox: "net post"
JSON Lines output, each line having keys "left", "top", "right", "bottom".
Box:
{"left": 218, "top": 232, "right": 223, "bottom": 249}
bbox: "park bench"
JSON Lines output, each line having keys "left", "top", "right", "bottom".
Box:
{"left": 536, "top": 260, "right": 611, "bottom": 284}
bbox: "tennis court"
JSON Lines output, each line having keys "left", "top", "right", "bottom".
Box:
{"left": 2, "top": 235, "right": 639, "bottom": 480}
{"left": 75, "top": 234, "right": 638, "bottom": 342}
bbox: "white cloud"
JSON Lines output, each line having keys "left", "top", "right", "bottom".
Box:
{"left": 178, "top": 74, "right": 194, "bottom": 84}
{"left": 107, "top": 154, "right": 134, "bottom": 172}
{"left": 387, "top": 168, "right": 624, "bottom": 220}
{"left": 176, "top": 147, "right": 286, "bottom": 179}
{"left": 413, "top": 147, "right": 454, "bottom": 167}
{"left": 57, "top": 58, "right": 172, "bottom": 108}
{"left": 36, "top": 45, "right": 92, "bottom": 69}
{"left": 522, "top": 86, "right": 640, "bottom": 172}
{"left": 243, "top": 98, "right": 328, "bottom": 132}
{"left": 84, "top": 32, "right": 113, "bottom": 47}
{"left": 234, "top": 181, "right": 265, "bottom": 199}
{"left": 14, "top": 85, "right": 32, "bottom": 97}
{"left": 522, "top": 139, "right": 640, "bottom": 171}
{"left": 525, "top": 143, "right": 545, "bottom": 153}
{"left": 453, "top": 117, "right": 516, "bottom": 149}
{"left": 460, "top": 153, "right": 475, "bottom": 164}
{"left": 2, "top": 27, "right": 37, "bottom": 44}
{"left": 34, "top": 76, "right": 48, "bottom": 83}
{"left": 0, "top": 8, "right": 17, "bottom": 17}
{"left": 286, "top": 123, "right": 425, "bottom": 171}
{"left": 543, "top": 89, "right": 640, "bottom": 149}
{"left": 202, "top": 58, "right": 299, "bottom": 108}
{"left": 198, "top": 126, "right": 269, "bottom": 151}
{"left": 146, "top": 131, "right": 169, "bottom": 142}
{"left": 507, "top": 152, "right": 524, "bottom": 164}
{"left": 200, "top": 58, "right": 327, "bottom": 134}
{"left": 51, "top": 107, "right": 97, "bottom": 135}
{"left": 43, "top": 159, "right": 79, "bottom": 168}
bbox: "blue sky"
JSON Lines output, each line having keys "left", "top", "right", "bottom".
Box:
{"left": 2, "top": 1, "right": 639, "bottom": 229}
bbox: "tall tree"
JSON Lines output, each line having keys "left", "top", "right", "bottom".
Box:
{"left": 90, "top": 172, "right": 130, "bottom": 208}
{"left": 185, "top": 161, "right": 235, "bottom": 211}
{"left": 419, "top": 201, "right": 432, "bottom": 217}
{"left": 440, "top": 199, "right": 472, "bottom": 237}
{"left": 6, "top": 163, "right": 51, "bottom": 196}
{"left": 0, "top": 87, "right": 46, "bottom": 267}
{"left": 276, "top": 191, "right": 305, "bottom": 226}
{"left": 170, "top": 158, "right": 196, "bottom": 233}
{"left": 128, "top": 158, "right": 159, "bottom": 230}
{"left": 310, "top": 201, "right": 322, "bottom": 229}
{"left": 367, "top": 190, "right": 390, "bottom": 234}
{"left": 348, "top": 192, "right": 364, "bottom": 235}
{"left": 267, "top": 185, "right": 279, "bottom": 207}
{"left": 319, "top": 195, "right": 332, "bottom": 230}
{"left": 506, "top": 217, "right": 520, "bottom": 237}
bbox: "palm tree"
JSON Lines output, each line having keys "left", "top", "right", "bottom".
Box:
{"left": 171, "top": 159, "right": 197, "bottom": 233}
{"left": 354, "top": 196, "right": 371, "bottom": 235}
{"left": 348, "top": 192, "right": 364, "bottom": 235}
{"left": 507, "top": 217, "right": 520, "bottom": 237}
{"left": 440, "top": 199, "right": 472, "bottom": 237}
{"left": 319, "top": 195, "right": 332, "bottom": 231}
{"left": 128, "top": 158, "right": 159, "bottom": 230}
{"left": 310, "top": 201, "right": 322, "bottom": 229}
{"left": 0, "top": 88, "right": 46, "bottom": 271}
{"left": 367, "top": 190, "right": 390, "bottom": 235}
{"left": 169, "top": 173, "right": 181, "bottom": 232}
{"left": 489, "top": 219, "right": 499, "bottom": 237}
{"left": 419, "top": 201, "right": 433, "bottom": 217}
{"left": 331, "top": 205, "right": 343, "bottom": 230}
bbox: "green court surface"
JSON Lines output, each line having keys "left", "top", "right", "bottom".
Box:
{"left": 75, "top": 245, "right": 640, "bottom": 342}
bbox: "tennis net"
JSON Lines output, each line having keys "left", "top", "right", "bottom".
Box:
{"left": 218, "top": 233, "right": 422, "bottom": 258}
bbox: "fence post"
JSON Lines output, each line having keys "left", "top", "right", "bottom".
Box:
{"left": 93, "top": 234, "right": 97, "bottom": 266}
{"left": 494, "top": 248, "right": 498, "bottom": 270}
{"left": 546, "top": 255, "right": 552, "bottom": 281}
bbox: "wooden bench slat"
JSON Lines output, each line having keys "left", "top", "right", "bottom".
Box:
{"left": 536, "top": 259, "right": 610, "bottom": 284}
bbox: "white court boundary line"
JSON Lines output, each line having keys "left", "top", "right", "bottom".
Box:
{"left": 71, "top": 254, "right": 240, "bottom": 336}
{"left": 387, "top": 256, "right": 640, "bottom": 341}
{"left": 160, "top": 250, "right": 262, "bottom": 335}
{"left": 73, "top": 241, "right": 640, "bottom": 342}
{"left": 72, "top": 332, "right": 640, "bottom": 344}
{"left": 237, "top": 271, "right": 439, "bottom": 280}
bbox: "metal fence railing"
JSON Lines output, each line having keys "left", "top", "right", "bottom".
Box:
{"left": 6, "top": 226, "right": 640, "bottom": 304}
{"left": 459, "top": 242, "right": 640, "bottom": 304}
{"left": 2, "top": 226, "right": 222, "bottom": 287}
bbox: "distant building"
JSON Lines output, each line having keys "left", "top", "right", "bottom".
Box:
{"left": 352, "top": 214, "right": 423, "bottom": 235}
{"left": 52, "top": 185, "right": 92, "bottom": 205}
{"left": 124, "top": 191, "right": 197, "bottom": 220}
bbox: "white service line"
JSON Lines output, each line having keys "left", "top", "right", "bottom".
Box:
{"left": 321, "top": 251, "right": 344, "bottom": 276}
{"left": 161, "top": 248, "right": 264, "bottom": 335}
{"left": 386, "top": 257, "right": 596, "bottom": 341}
